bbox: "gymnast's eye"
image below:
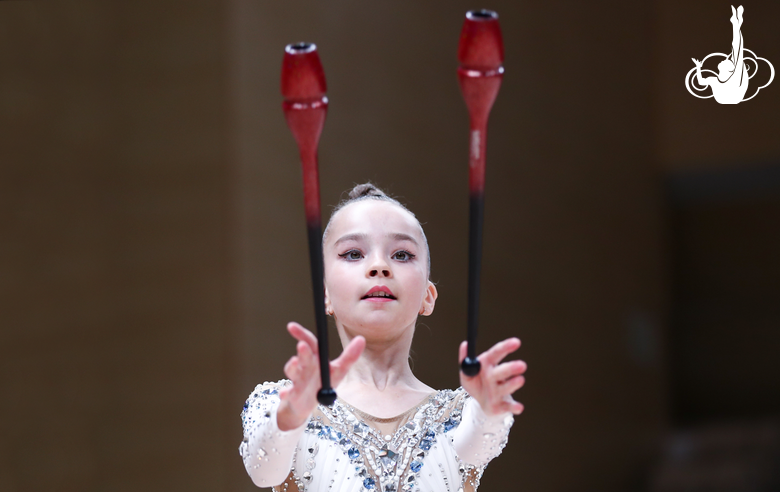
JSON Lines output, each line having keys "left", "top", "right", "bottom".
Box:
{"left": 392, "top": 250, "right": 415, "bottom": 262}
{"left": 338, "top": 249, "right": 363, "bottom": 261}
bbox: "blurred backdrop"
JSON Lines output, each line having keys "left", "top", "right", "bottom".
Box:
{"left": 1, "top": 1, "right": 779, "bottom": 491}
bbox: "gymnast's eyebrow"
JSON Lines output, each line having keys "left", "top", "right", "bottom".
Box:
{"left": 333, "top": 232, "right": 418, "bottom": 246}
{"left": 389, "top": 233, "right": 418, "bottom": 245}
{"left": 334, "top": 233, "right": 368, "bottom": 246}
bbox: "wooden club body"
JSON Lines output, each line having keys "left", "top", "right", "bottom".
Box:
{"left": 281, "top": 43, "right": 336, "bottom": 406}
{"left": 457, "top": 10, "right": 504, "bottom": 377}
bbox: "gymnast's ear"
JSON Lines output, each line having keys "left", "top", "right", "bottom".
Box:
{"left": 419, "top": 281, "right": 438, "bottom": 316}
{"left": 324, "top": 286, "right": 333, "bottom": 316}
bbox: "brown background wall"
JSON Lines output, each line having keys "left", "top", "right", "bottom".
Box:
{"left": 1, "top": 1, "right": 230, "bottom": 490}
{"left": 1, "top": 1, "right": 777, "bottom": 491}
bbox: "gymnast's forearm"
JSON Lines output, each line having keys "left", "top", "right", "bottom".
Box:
{"left": 241, "top": 400, "right": 307, "bottom": 487}
{"left": 452, "top": 397, "right": 514, "bottom": 467}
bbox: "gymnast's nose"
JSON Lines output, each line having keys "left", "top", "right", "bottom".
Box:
{"left": 367, "top": 253, "right": 392, "bottom": 278}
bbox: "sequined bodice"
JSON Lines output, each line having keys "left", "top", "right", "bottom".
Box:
{"left": 301, "top": 388, "right": 471, "bottom": 492}
{"left": 239, "top": 380, "right": 512, "bottom": 492}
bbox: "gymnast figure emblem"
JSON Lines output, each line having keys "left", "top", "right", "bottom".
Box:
{"left": 686, "top": 5, "right": 774, "bottom": 104}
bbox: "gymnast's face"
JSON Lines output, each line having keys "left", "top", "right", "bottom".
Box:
{"left": 323, "top": 200, "right": 436, "bottom": 337}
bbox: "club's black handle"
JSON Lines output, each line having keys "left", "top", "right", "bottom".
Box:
{"left": 462, "top": 192, "right": 484, "bottom": 377}
{"left": 306, "top": 222, "right": 336, "bottom": 406}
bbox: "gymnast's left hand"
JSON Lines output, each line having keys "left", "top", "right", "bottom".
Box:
{"left": 459, "top": 338, "right": 526, "bottom": 417}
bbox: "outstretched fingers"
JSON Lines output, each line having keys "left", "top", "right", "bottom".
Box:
{"left": 500, "top": 374, "right": 526, "bottom": 396}
{"left": 287, "top": 322, "right": 319, "bottom": 354}
{"left": 458, "top": 340, "right": 468, "bottom": 365}
{"left": 458, "top": 337, "right": 527, "bottom": 416}
{"left": 281, "top": 338, "right": 320, "bottom": 401}
{"left": 283, "top": 323, "right": 366, "bottom": 401}
{"left": 296, "top": 340, "right": 317, "bottom": 378}
{"left": 491, "top": 359, "right": 527, "bottom": 383}
{"left": 283, "top": 355, "right": 300, "bottom": 381}
{"left": 479, "top": 337, "right": 521, "bottom": 367}
{"left": 501, "top": 397, "right": 525, "bottom": 415}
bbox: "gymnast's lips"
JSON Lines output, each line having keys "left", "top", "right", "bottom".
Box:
{"left": 361, "top": 286, "right": 396, "bottom": 301}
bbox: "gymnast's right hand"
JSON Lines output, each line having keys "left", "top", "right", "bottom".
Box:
{"left": 276, "top": 322, "right": 365, "bottom": 431}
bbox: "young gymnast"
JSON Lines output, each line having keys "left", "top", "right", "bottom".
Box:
{"left": 239, "top": 184, "right": 527, "bottom": 492}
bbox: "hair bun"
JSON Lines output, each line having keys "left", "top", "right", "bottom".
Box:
{"left": 348, "top": 183, "right": 386, "bottom": 200}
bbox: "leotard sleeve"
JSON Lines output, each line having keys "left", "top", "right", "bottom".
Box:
{"left": 451, "top": 392, "right": 514, "bottom": 467}
{"left": 238, "top": 380, "right": 308, "bottom": 487}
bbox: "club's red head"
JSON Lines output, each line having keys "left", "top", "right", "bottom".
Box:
{"left": 281, "top": 42, "right": 327, "bottom": 101}
{"left": 280, "top": 42, "right": 328, "bottom": 225}
{"left": 457, "top": 10, "right": 504, "bottom": 71}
